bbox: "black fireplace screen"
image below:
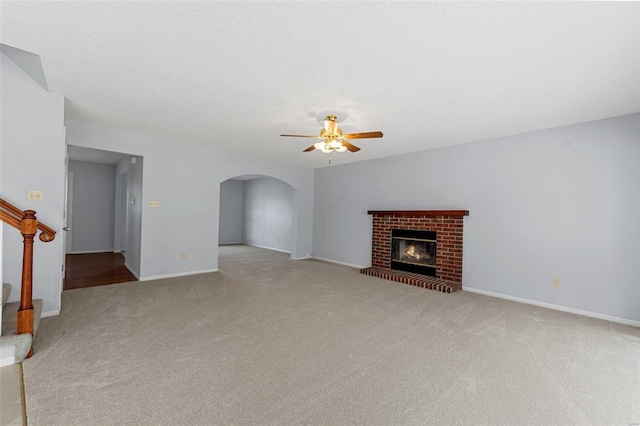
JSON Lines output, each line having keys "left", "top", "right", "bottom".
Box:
{"left": 391, "top": 229, "right": 436, "bottom": 276}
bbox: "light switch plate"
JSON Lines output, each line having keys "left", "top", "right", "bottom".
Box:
{"left": 27, "top": 190, "right": 43, "bottom": 201}
{"left": 148, "top": 200, "right": 160, "bottom": 208}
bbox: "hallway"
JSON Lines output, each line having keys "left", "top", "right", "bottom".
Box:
{"left": 64, "top": 253, "right": 137, "bottom": 290}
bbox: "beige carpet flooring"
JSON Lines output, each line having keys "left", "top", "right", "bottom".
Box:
{"left": 24, "top": 245, "right": 640, "bottom": 425}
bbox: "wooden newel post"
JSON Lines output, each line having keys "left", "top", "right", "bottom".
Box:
{"left": 17, "top": 210, "right": 37, "bottom": 348}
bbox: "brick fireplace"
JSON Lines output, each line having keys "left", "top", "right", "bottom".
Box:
{"left": 360, "top": 210, "right": 469, "bottom": 293}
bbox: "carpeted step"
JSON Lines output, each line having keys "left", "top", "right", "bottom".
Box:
{"left": 2, "top": 283, "right": 10, "bottom": 306}
{"left": 1, "top": 285, "right": 38, "bottom": 363}
{"left": 0, "top": 333, "right": 33, "bottom": 365}
{"left": 1, "top": 299, "right": 43, "bottom": 337}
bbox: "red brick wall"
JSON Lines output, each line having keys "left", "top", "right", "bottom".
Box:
{"left": 371, "top": 214, "right": 465, "bottom": 283}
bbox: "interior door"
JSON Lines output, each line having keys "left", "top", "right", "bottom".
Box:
{"left": 65, "top": 170, "right": 73, "bottom": 254}
{"left": 61, "top": 127, "right": 71, "bottom": 293}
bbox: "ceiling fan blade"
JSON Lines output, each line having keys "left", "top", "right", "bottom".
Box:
{"left": 302, "top": 145, "right": 316, "bottom": 152}
{"left": 344, "top": 131, "right": 383, "bottom": 139}
{"left": 342, "top": 141, "right": 361, "bottom": 152}
{"left": 280, "top": 134, "right": 319, "bottom": 138}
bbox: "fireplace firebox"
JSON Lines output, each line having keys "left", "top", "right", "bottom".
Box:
{"left": 391, "top": 229, "right": 437, "bottom": 276}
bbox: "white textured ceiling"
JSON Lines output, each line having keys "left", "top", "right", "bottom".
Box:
{"left": 1, "top": 1, "right": 638, "bottom": 168}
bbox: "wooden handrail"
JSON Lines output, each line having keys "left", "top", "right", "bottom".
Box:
{"left": 0, "top": 198, "right": 56, "bottom": 242}
{"left": 0, "top": 197, "right": 56, "bottom": 358}
{"left": 0, "top": 210, "right": 21, "bottom": 230}
{"left": 0, "top": 198, "right": 24, "bottom": 218}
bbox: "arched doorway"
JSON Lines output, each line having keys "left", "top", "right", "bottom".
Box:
{"left": 218, "top": 175, "right": 296, "bottom": 267}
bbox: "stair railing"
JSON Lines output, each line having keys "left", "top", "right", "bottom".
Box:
{"left": 0, "top": 198, "right": 56, "bottom": 357}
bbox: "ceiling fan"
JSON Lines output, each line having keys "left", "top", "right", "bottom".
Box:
{"left": 280, "top": 115, "right": 383, "bottom": 155}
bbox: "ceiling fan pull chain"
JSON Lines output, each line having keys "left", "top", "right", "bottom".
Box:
{"left": 329, "top": 154, "right": 332, "bottom": 165}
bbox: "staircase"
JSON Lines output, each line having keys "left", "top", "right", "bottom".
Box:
{"left": 0, "top": 198, "right": 56, "bottom": 363}
{"left": 1, "top": 284, "right": 35, "bottom": 366}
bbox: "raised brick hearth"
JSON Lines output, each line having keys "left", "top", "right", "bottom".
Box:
{"left": 360, "top": 210, "right": 469, "bottom": 294}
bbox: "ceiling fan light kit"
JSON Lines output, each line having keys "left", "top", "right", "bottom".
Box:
{"left": 314, "top": 140, "right": 347, "bottom": 153}
{"left": 281, "top": 115, "right": 383, "bottom": 162}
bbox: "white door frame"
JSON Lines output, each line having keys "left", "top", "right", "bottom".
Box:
{"left": 60, "top": 128, "right": 69, "bottom": 301}
{"left": 65, "top": 170, "right": 73, "bottom": 254}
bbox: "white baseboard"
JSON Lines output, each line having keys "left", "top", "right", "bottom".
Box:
{"left": 124, "top": 262, "right": 140, "bottom": 280}
{"left": 219, "top": 242, "right": 243, "bottom": 245}
{"left": 69, "top": 250, "right": 114, "bottom": 255}
{"left": 41, "top": 310, "right": 60, "bottom": 318}
{"left": 291, "top": 256, "right": 312, "bottom": 260}
{"left": 246, "top": 243, "right": 291, "bottom": 254}
{"left": 139, "top": 268, "right": 219, "bottom": 282}
{"left": 312, "top": 256, "right": 366, "bottom": 270}
{"left": 463, "top": 287, "right": 640, "bottom": 328}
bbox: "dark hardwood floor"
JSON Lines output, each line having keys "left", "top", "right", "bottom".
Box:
{"left": 64, "top": 252, "right": 137, "bottom": 290}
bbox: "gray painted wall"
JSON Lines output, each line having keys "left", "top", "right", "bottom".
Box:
{"left": 125, "top": 157, "right": 143, "bottom": 277}
{"left": 113, "top": 173, "right": 127, "bottom": 252}
{"left": 219, "top": 179, "right": 244, "bottom": 244}
{"left": 65, "top": 120, "right": 314, "bottom": 281}
{"left": 1, "top": 52, "right": 65, "bottom": 314}
{"left": 313, "top": 114, "right": 640, "bottom": 322}
{"left": 114, "top": 155, "right": 131, "bottom": 253}
{"left": 0, "top": 44, "right": 48, "bottom": 90}
{"left": 243, "top": 177, "right": 293, "bottom": 252}
{"left": 68, "top": 160, "right": 116, "bottom": 253}
{"left": 0, "top": 85, "right": 3, "bottom": 333}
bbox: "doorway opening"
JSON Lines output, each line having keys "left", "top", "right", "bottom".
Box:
{"left": 218, "top": 175, "right": 295, "bottom": 269}
{"left": 64, "top": 145, "right": 142, "bottom": 289}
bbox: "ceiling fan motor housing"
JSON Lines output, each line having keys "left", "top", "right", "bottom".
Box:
{"left": 324, "top": 115, "right": 340, "bottom": 135}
